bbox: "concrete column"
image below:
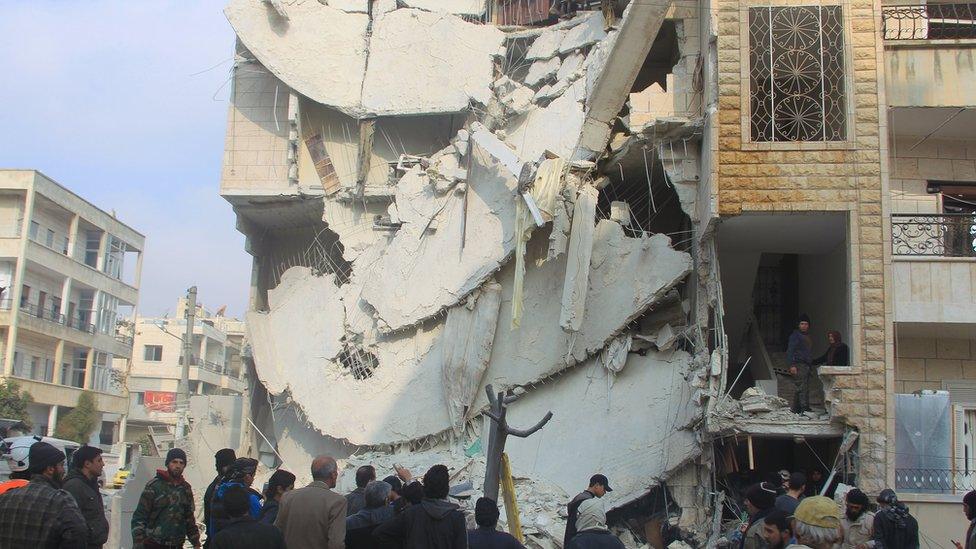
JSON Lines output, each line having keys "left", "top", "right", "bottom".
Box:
{"left": 117, "top": 415, "right": 128, "bottom": 450}
{"left": 91, "top": 289, "right": 102, "bottom": 334}
{"left": 4, "top": 183, "right": 37, "bottom": 376}
{"left": 66, "top": 214, "right": 79, "bottom": 258}
{"left": 52, "top": 340, "right": 65, "bottom": 386}
{"left": 46, "top": 405, "right": 58, "bottom": 437}
{"left": 96, "top": 231, "right": 108, "bottom": 272}
{"left": 83, "top": 347, "right": 95, "bottom": 390}
{"left": 59, "top": 277, "right": 73, "bottom": 318}
{"left": 199, "top": 332, "right": 207, "bottom": 368}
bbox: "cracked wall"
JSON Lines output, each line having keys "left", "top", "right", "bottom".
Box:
{"left": 221, "top": 0, "right": 719, "bottom": 541}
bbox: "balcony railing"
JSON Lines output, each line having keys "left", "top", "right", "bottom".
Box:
{"left": 882, "top": 3, "right": 976, "bottom": 40}
{"left": 896, "top": 467, "right": 976, "bottom": 493}
{"left": 892, "top": 213, "right": 976, "bottom": 257}
{"left": 0, "top": 298, "right": 99, "bottom": 334}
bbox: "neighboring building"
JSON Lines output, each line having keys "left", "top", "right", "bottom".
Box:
{"left": 123, "top": 297, "right": 245, "bottom": 443}
{"left": 0, "top": 169, "right": 144, "bottom": 446}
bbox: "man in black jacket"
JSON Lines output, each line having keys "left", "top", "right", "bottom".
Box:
{"left": 564, "top": 474, "right": 612, "bottom": 547}
{"left": 63, "top": 445, "right": 110, "bottom": 548}
{"left": 211, "top": 486, "right": 285, "bottom": 549}
{"left": 203, "top": 448, "right": 236, "bottom": 548}
{"left": 347, "top": 465, "right": 376, "bottom": 516}
{"left": 872, "top": 488, "right": 919, "bottom": 549}
{"left": 373, "top": 464, "right": 466, "bottom": 549}
{"left": 468, "top": 497, "right": 524, "bottom": 549}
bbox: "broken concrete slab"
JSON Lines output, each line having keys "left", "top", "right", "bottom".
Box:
{"left": 325, "top": 0, "right": 369, "bottom": 13}
{"left": 442, "top": 281, "right": 503, "bottom": 433}
{"left": 362, "top": 10, "right": 503, "bottom": 115}
{"left": 474, "top": 220, "right": 693, "bottom": 410}
{"left": 557, "top": 52, "right": 585, "bottom": 82}
{"left": 225, "top": 0, "right": 369, "bottom": 115}
{"left": 559, "top": 185, "right": 597, "bottom": 332}
{"left": 525, "top": 28, "right": 567, "bottom": 61}
{"left": 503, "top": 349, "right": 701, "bottom": 508}
{"left": 505, "top": 80, "right": 586, "bottom": 161}
{"left": 558, "top": 11, "right": 607, "bottom": 54}
{"left": 360, "top": 130, "right": 520, "bottom": 333}
{"left": 399, "top": 0, "right": 486, "bottom": 16}
{"left": 524, "top": 57, "right": 561, "bottom": 88}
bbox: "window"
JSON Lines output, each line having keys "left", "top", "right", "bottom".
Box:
{"left": 135, "top": 392, "right": 145, "bottom": 405}
{"left": 84, "top": 231, "right": 102, "bottom": 268}
{"left": 749, "top": 5, "right": 846, "bottom": 142}
{"left": 20, "top": 285, "right": 29, "bottom": 308}
{"left": 45, "top": 228, "right": 54, "bottom": 248}
{"left": 144, "top": 345, "right": 163, "bottom": 362}
{"left": 28, "top": 221, "right": 39, "bottom": 241}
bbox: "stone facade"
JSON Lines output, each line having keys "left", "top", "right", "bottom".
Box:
{"left": 894, "top": 336, "right": 976, "bottom": 393}
{"left": 714, "top": 0, "right": 892, "bottom": 492}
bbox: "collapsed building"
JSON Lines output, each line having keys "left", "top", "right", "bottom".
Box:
{"left": 217, "top": 0, "right": 891, "bottom": 545}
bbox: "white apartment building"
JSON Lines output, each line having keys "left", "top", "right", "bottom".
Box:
{"left": 124, "top": 297, "right": 245, "bottom": 443}
{"left": 0, "top": 170, "right": 144, "bottom": 445}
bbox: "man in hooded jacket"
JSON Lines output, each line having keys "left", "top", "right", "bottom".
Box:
{"left": 565, "top": 498, "right": 625, "bottom": 549}
{"left": 871, "top": 489, "right": 919, "bottom": 549}
{"left": 203, "top": 448, "right": 235, "bottom": 548}
{"left": 209, "top": 457, "right": 262, "bottom": 536}
{"left": 373, "top": 464, "right": 466, "bottom": 548}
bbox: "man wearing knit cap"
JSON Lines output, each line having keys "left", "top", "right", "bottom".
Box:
{"left": 741, "top": 482, "right": 777, "bottom": 549}
{"left": 840, "top": 488, "right": 874, "bottom": 548}
{"left": 791, "top": 495, "right": 841, "bottom": 549}
{"left": 203, "top": 448, "right": 235, "bottom": 548}
{"left": 63, "top": 444, "right": 110, "bottom": 547}
{"left": 467, "top": 496, "right": 525, "bottom": 549}
{"left": 565, "top": 498, "right": 625, "bottom": 549}
{"left": 132, "top": 447, "right": 201, "bottom": 548}
{"left": 0, "top": 440, "right": 87, "bottom": 547}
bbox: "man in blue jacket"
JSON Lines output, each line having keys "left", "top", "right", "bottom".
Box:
{"left": 210, "top": 458, "right": 263, "bottom": 536}
{"left": 787, "top": 314, "right": 814, "bottom": 413}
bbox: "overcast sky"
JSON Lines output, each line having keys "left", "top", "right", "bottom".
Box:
{"left": 0, "top": 1, "right": 250, "bottom": 318}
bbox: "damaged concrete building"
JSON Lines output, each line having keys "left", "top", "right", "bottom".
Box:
{"left": 217, "top": 0, "right": 904, "bottom": 544}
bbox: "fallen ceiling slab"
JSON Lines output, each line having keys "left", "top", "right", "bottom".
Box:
{"left": 226, "top": 2, "right": 502, "bottom": 118}
{"left": 503, "top": 349, "right": 701, "bottom": 508}
{"left": 360, "top": 132, "right": 521, "bottom": 333}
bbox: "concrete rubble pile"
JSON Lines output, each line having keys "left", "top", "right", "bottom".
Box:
{"left": 224, "top": 0, "right": 720, "bottom": 544}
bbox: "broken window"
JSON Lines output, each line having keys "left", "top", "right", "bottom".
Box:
{"left": 748, "top": 6, "right": 846, "bottom": 142}
{"left": 337, "top": 347, "right": 378, "bottom": 380}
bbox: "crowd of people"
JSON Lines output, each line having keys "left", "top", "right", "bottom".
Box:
{"left": 735, "top": 471, "right": 929, "bottom": 549}
{"left": 4, "top": 437, "right": 976, "bottom": 548}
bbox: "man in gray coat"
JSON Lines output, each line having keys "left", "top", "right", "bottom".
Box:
{"left": 62, "top": 445, "right": 109, "bottom": 548}
{"left": 275, "top": 455, "right": 347, "bottom": 549}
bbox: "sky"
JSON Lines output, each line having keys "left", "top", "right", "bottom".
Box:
{"left": 0, "top": 1, "right": 251, "bottom": 318}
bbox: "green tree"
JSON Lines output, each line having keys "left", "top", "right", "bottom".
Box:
{"left": 0, "top": 379, "right": 33, "bottom": 429}
{"left": 55, "top": 391, "right": 99, "bottom": 444}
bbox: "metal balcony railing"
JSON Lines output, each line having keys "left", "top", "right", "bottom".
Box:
{"left": 882, "top": 3, "right": 976, "bottom": 40}
{"left": 896, "top": 467, "right": 976, "bottom": 493}
{"left": 19, "top": 302, "right": 65, "bottom": 325}
{"left": 892, "top": 213, "right": 976, "bottom": 256}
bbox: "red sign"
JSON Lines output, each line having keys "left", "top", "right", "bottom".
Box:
{"left": 144, "top": 391, "right": 176, "bottom": 413}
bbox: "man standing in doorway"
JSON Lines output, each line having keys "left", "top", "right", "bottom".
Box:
{"left": 63, "top": 445, "right": 110, "bottom": 548}
{"left": 787, "top": 314, "right": 814, "bottom": 414}
{"left": 563, "top": 474, "right": 612, "bottom": 547}
{"left": 131, "top": 448, "right": 201, "bottom": 548}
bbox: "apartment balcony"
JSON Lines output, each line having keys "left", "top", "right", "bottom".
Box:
{"left": 5, "top": 376, "right": 128, "bottom": 415}
{"left": 24, "top": 240, "right": 138, "bottom": 305}
{"left": 0, "top": 300, "right": 135, "bottom": 358}
{"left": 883, "top": 3, "right": 976, "bottom": 109}
{"left": 891, "top": 213, "right": 976, "bottom": 325}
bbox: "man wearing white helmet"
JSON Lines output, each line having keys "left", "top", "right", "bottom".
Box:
{"left": 0, "top": 436, "right": 35, "bottom": 494}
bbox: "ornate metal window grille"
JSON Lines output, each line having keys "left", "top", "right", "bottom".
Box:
{"left": 891, "top": 213, "right": 976, "bottom": 257}
{"left": 882, "top": 3, "right": 976, "bottom": 40}
{"left": 749, "top": 6, "right": 847, "bottom": 142}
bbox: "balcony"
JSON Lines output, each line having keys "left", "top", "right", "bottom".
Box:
{"left": 891, "top": 214, "right": 976, "bottom": 324}
{"left": 0, "top": 300, "right": 134, "bottom": 357}
{"left": 883, "top": 3, "right": 976, "bottom": 41}
{"left": 883, "top": 3, "right": 976, "bottom": 109}
{"left": 895, "top": 467, "right": 976, "bottom": 495}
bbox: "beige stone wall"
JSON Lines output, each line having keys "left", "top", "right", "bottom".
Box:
{"left": 890, "top": 137, "right": 976, "bottom": 214}
{"left": 715, "top": 0, "right": 891, "bottom": 491}
{"left": 895, "top": 336, "right": 976, "bottom": 392}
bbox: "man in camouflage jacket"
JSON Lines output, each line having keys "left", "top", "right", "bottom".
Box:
{"left": 131, "top": 448, "right": 201, "bottom": 549}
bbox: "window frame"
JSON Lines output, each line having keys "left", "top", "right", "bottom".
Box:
{"left": 143, "top": 344, "right": 163, "bottom": 362}
{"left": 738, "top": 0, "right": 857, "bottom": 151}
